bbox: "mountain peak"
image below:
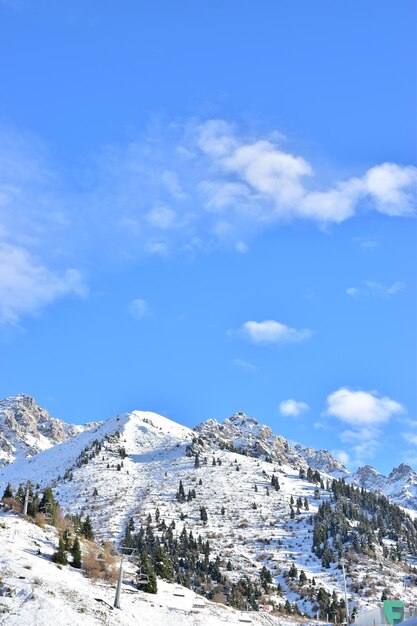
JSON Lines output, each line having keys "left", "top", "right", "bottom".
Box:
{"left": 0, "top": 394, "right": 95, "bottom": 467}
{"left": 388, "top": 463, "right": 416, "bottom": 481}
{"left": 294, "top": 443, "right": 349, "bottom": 476}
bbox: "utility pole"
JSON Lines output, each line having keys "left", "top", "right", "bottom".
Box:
{"left": 339, "top": 557, "right": 349, "bottom": 626}
{"left": 114, "top": 552, "right": 125, "bottom": 609}
{"left": 114, "top": 547, "right": 137, "bottom": 609}
{"left": 23, "top": 482, "right": 31, "bottom": 516}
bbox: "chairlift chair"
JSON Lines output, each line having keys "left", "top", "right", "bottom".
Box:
{"left": 173, "top": 585, "right": 186, "bottom": 597}
{"left": 191, "top": 598, "right": 206, "bottom": 610}
{"left": 44, "top": 503, "right": 53, "bottom": 522}
{"left": 136, "top": 574, "right": 149, "bottom": 585}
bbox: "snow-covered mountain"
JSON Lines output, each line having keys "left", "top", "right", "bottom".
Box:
{"left": 1, "top": 395, "right": 417, "bottom": 624}
{"left": 293, "top": 444, "right": 349, "bottom": 477}
{"left": 0, "top": 394, "right": 98, "bottom": 467}
{"left": 195, "top": 412, "right": 308, "bottom": 467}
{"left": 349, "top": 462, "right": 417, "bottom": 510}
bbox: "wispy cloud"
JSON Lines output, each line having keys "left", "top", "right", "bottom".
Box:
{"left": 233, "top": 358, "right": 257, "bottom": 371}
{"left": 402, "top": 432, "right": 417, "bottom": 446}
{"left": 279, "top": 399, "right": 310, "bottom": 417}
{"left": 339, "top": 426, "right": 383, "bottom": 463}
{"left": 324, "top": 387, "right": 404, "bottom": 465}
{"left": 346, "top": 281, "right": 405, "bottom": 298}
{"left": 128, "top": 298, "right": 150, "bottom": 320}
{"left": 195, "top": 120, "right": 416, "bottom": 225}
{"left": 331, "top": 449, "right": 351, "bottom": 466}
{"left": 1, "top": 118, "right": 415, "bottom": 325}
{"left": 353, "top": 237, "right": 379, "bottom": 249}
{"left": 0, "top": 242, "right": 87, "bottom": 326}
{"left": 239, "top": 320, "right": 312, "bottom": 345}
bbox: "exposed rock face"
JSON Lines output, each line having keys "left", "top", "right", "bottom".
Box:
{"left": 0, "top": 394, "right": 98, "bottom": 466}
{"left": 294, "top": 444, "right": 349, "bottom": 477}
{"left": 348, "top": 462, "right": 417, "bottom": 510}
{"left": 194, "top": 412, "right": 306, "bottom": 467}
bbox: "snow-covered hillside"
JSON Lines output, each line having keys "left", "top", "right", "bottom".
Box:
{"left": 0, "top": 510, "right": 287, "bottom": 626}
{"left": 1, "top": 396, "right": 416, "bottom": 623}
{"left": 0, "top": 394, "right": 97, "bottom": 467}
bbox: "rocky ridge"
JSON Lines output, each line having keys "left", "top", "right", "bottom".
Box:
{"left": 0, "top": 394, "right": 98, "bottom": 466}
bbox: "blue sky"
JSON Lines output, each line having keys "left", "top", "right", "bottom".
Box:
{"left": 0, "top": 0, "right": 416, "bottom": 474}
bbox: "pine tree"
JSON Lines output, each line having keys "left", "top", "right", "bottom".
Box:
{"left": 139, "top": 552, "right": 157, "bottom": 593}
{"left": 39, "top": 486, "right": 58, "bottom": 523}
{"left": 52, "top": 537, "right": 68, "bottom": 565}
{"left": 82, "top": 515, "right": 94, "bottom": 541}
{"left": 16, "top": 484, "right": 25, "bottom": 503}
{"left": 63, "top": 528, "right": 72, "bottom": 551}
{"left": 71, "top": 535, "right": 82, "bottom": 568}
{"left": 176, "top": 480, "right": 186, "bottom": 501}
{"left": 194, "top": 454, "right": 200, "bottom": 469}
{"left": 260, "top": 565, "right": 273, "bottom": 590}
{"left": 2, "top": 483, "right": 13, "bottom": 499}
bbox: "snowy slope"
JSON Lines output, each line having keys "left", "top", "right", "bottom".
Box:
{"left": 0, "top": 394, "right": 98, "bottom": 467}
{"left": 1, "top": 400, "right": 416, "bottom": 621}
{"left": 1, "top": 408, "right": 415, "bottom": 619}
{"left": 0, "top": 509, "right": 289, "bottom": 626}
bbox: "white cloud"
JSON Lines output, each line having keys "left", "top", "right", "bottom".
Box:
{"left": 280, "top": 399, "right": 310, "bottom": 417}
{"left": 339, "top": 427, "right": 382, "bottom": 463}
{"left": 145, "top": 240, "right": 170, "bottom": 256}
{"left": 235, "top": 241, "right": 248, "bottom": 254}
{"left": 402, "top": 432, "right": 417, "bottom": 446}
{"left": 196, "top": 120, "right": 417, "bottom": 225}
{"left": 161, "top": 170, "right": 187, "bottom": 200}
{"left": 128, "top": 298, "right": 150, "bottom": 320}
{"left": 325, "top": 388, "right": 404, "bottom": 426}
{"left": 0, "top": 242, "right": 87, "bottom": 326}
{"left": 197, "top": 119, "right": 238, "bottom": 157}
{"left": 346, "top": 280, "right": 405, "bottom": 298}
{"left": 324, "top": 387, "right": 405, "bottom": 465}
{"left": 364, "top": 163, "right": 417, "bottom": 216}
{"left": 331, "top": 449, "right": 351, "bottom": 465}
{"left": 222, "top": 140, "right": 312, "bottom": 207}
{"left": 353, "top": 237, "right": 379, "bottom": 249}
{"left": 1, "top": 120, "right": 415, "bottom": 330}
{"left": 240, "top": 320, "right": 312, "bottom": 344}
{"left": 233, "top": 358, "right": 256, "bottom": 371}
{"left": 402, "top": 417, "right": 417, "bottom": 428}
{"left": 146, "top": 206, "right": 177, "bottom": 229}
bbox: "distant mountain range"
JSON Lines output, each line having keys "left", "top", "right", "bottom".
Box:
{"left": 1, "top": 394, "right": 415, "bottom": 510}
{"left": 1, "top": 393, "right": 416, "bottom": 621}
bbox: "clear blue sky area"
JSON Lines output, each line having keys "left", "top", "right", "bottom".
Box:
{"left": 0, "top": 0, "right": 416, "bottom": 474}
